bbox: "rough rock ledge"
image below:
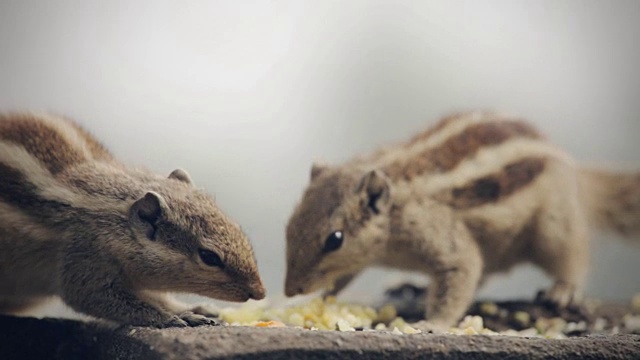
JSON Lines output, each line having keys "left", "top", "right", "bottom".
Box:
{"left": 1, "top": 315, "right": 639, "bottom": 360}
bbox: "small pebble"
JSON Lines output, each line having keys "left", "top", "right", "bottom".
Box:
{"left": 479, "top": 302, "right": 499, "bottom": 316}
{"left": 564, "top": 321, "right": 587, "bottom": 334}
{"left": 592, "top": 317, "right": 607, "bottom": 332}
{"left": 458, "top": 315, "right": 484, "bottom": 332}
{"left": 632, "top": 294, "right": 640, "bottom": 315}
{"left": 463, "top": 326, "right": 479, "bottom": 335}
{"left": 377, "top": 304, "right": 397, "bottom": 323}
{"left": 375, "top": 323, "right": 387, "bottom": 331}
{"left": 402, "top": 325, "right": 422, "bottom": 334}
{"left": 337, "top": 319, "right": 355, "bottom": 332}
{"left": 623, "top": 314, "right": 640, "bottom": 332}
{"left": 512, "top": 311, "right": 531, "bottom": 328}
{"left": 535, "top": 317, "right": 566, "bottom": 334}
{"left": 479, "top": 328, "right": 499, "bottom": 336}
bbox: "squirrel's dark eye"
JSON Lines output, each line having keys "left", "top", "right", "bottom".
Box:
{"left": 323, "top": 231, "right": 344, "bottom": 253}
{"left": 198, "top": 248, "right": 224, "bottom": 268}
{"left": 146, "top": 225, "right": 157, "bottom": 241}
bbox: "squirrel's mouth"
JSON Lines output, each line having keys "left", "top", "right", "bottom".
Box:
{"left": 203, "top": 289, "right": 250, "bottom": 302}
{"left": 198, "top": 281, "right": 265, "bottom": 302}
{"left": 284, "top": 272, "right": 333, "bottom": 297}
{"left": 284, "top": 272, "right": 309, "bottom": 297}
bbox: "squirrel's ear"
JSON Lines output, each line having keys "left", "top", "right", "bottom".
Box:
{"left": 356, "top": 170, "right": 391, "bottom": 215}
{"left": 311, "top": 162, "right": 329, "bottom": 180}
{"left": 169, "top": 168, "right": 193, "bottom": 186}
{"left": 129, "top": 191, "right": 166, "bottom": 240}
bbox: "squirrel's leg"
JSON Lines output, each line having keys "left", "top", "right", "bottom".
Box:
{"left": 421, "top": 251, "right": 482, "bottom": 331}
{"left": 400, "top": 202, "right": 483, "bottom": 332}
{"left": 60, "top": 255, "right": 215, "bottom": 327}
{"left": 534, "top": 183, "right": 589, "bottom": 307}
{"left": 139, "top": 291, "right": 222, "bottom": 322}
{"left": 62, "top": 281, "right": 185, "bottom": 327}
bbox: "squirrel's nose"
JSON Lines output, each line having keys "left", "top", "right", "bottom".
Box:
{"left": 284, "top": 285, "right": 303, "bottom": 297}
{"left": 284, "top": 274, "right": 304, "bottom": 297}
{"left": 248, "top": 283, "right": 266, "bottom": 300}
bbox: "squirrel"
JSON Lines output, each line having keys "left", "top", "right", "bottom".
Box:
{"left": 284, "top": 111, "right": 640, "bottom": 331}
{"left": 0, "top": 112, "right": 266, "bottom": 328}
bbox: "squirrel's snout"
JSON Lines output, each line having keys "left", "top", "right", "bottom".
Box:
{"left": 284, "top": 279, "right": 303, "bottom": 297}
{"left": 248, "top": 282, "right": 266, "bottom": 300}
{"left": 284, "top": 288, "right": 295, "bottom": 297}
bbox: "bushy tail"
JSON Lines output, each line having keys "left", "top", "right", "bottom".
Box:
{"left": 579, "top": 168, "right": 640, "bottom": 238}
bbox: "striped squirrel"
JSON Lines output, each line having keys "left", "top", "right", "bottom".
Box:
{"left": 0, "top": 112, "right": 266, "bottom": 327}
{"left": 284, "top": 111, "right": 640, "bottom": 331}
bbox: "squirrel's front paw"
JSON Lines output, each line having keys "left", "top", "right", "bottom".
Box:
{"left": 188, "top": 303, "right": 220, "bottom": 318}
{"left": 411, "top": 320, "right": 448, "bottom": 334}
{"left": 159, "top": 315, "right": 190, "bottom": 328}
{"left": 178, "top": 311, "right": 225, "bottom": 327}
{"left": 537, "top": 281, "right": 583, "bottom": 309}
{"left": 157, "top": 312, "right": 222, "bottom": 328}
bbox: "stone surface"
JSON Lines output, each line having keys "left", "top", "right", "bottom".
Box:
{"left": 1, "top": 315, "right": 639, "bottom": 360}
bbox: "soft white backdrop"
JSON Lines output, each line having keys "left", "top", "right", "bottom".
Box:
{"left": 1, "top": 1, "right": 639, "bottom": 316}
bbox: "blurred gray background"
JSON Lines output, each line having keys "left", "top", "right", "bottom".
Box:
{"left": 1, "top": 0, "right": 639, "bottom": 317}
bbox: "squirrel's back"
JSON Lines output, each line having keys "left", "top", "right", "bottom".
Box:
{"left": 0, "top": 113, "right": 113, "bottom": 174}
{"left": 0, "top": 113, "right": 113, "bottom": 295}
{"left": 0, "top": 113, "right": 119, "bottom": 236}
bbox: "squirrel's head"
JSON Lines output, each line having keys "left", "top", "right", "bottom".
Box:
{"left": 284, "top": 163, "right": 393, "bottom": 297}
{"left": 126, "top": 169, "right": 265, "bottom": 302}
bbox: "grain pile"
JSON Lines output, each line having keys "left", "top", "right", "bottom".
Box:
{"left": 218, "top": 289, "right": 640, "bottom": 338}
{"left": 220, "top": 296, "right": 421, "bottom": 334}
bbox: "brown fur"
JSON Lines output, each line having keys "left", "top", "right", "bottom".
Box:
{"left": 579, "top": 168, "right": 640, "bottom": 237}
{"left": 0, "top": 114, "right": 86, "bottom": 174}
{"left": 285, "top": 111, "right": 639, "bottom": 331}
{"left": 0, "top": 162, "right": 45, "bottom": 207}
{"left": 404, "top": 111, "right": 466, "bottom": 147}
{"left": 66, "top": 120, "right": 114, "bottom": 162}
{"left": 0, "top": 112, "right": 265, "bottom": 327}
{"left": 384, "top": 119, "right": 541, "bottom": 181}
{"left": 443, "top": 157, "right": 546, "bottom": 209}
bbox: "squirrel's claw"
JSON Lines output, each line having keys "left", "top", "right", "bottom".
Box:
{"left": 160, "top": 315, "right": 190, "bottom": 328}
{"left": 178, "top": 311, "right": 225, "bottom": 327}
{"left": 537, "top": 281, "right": 583, "bottom": 309}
